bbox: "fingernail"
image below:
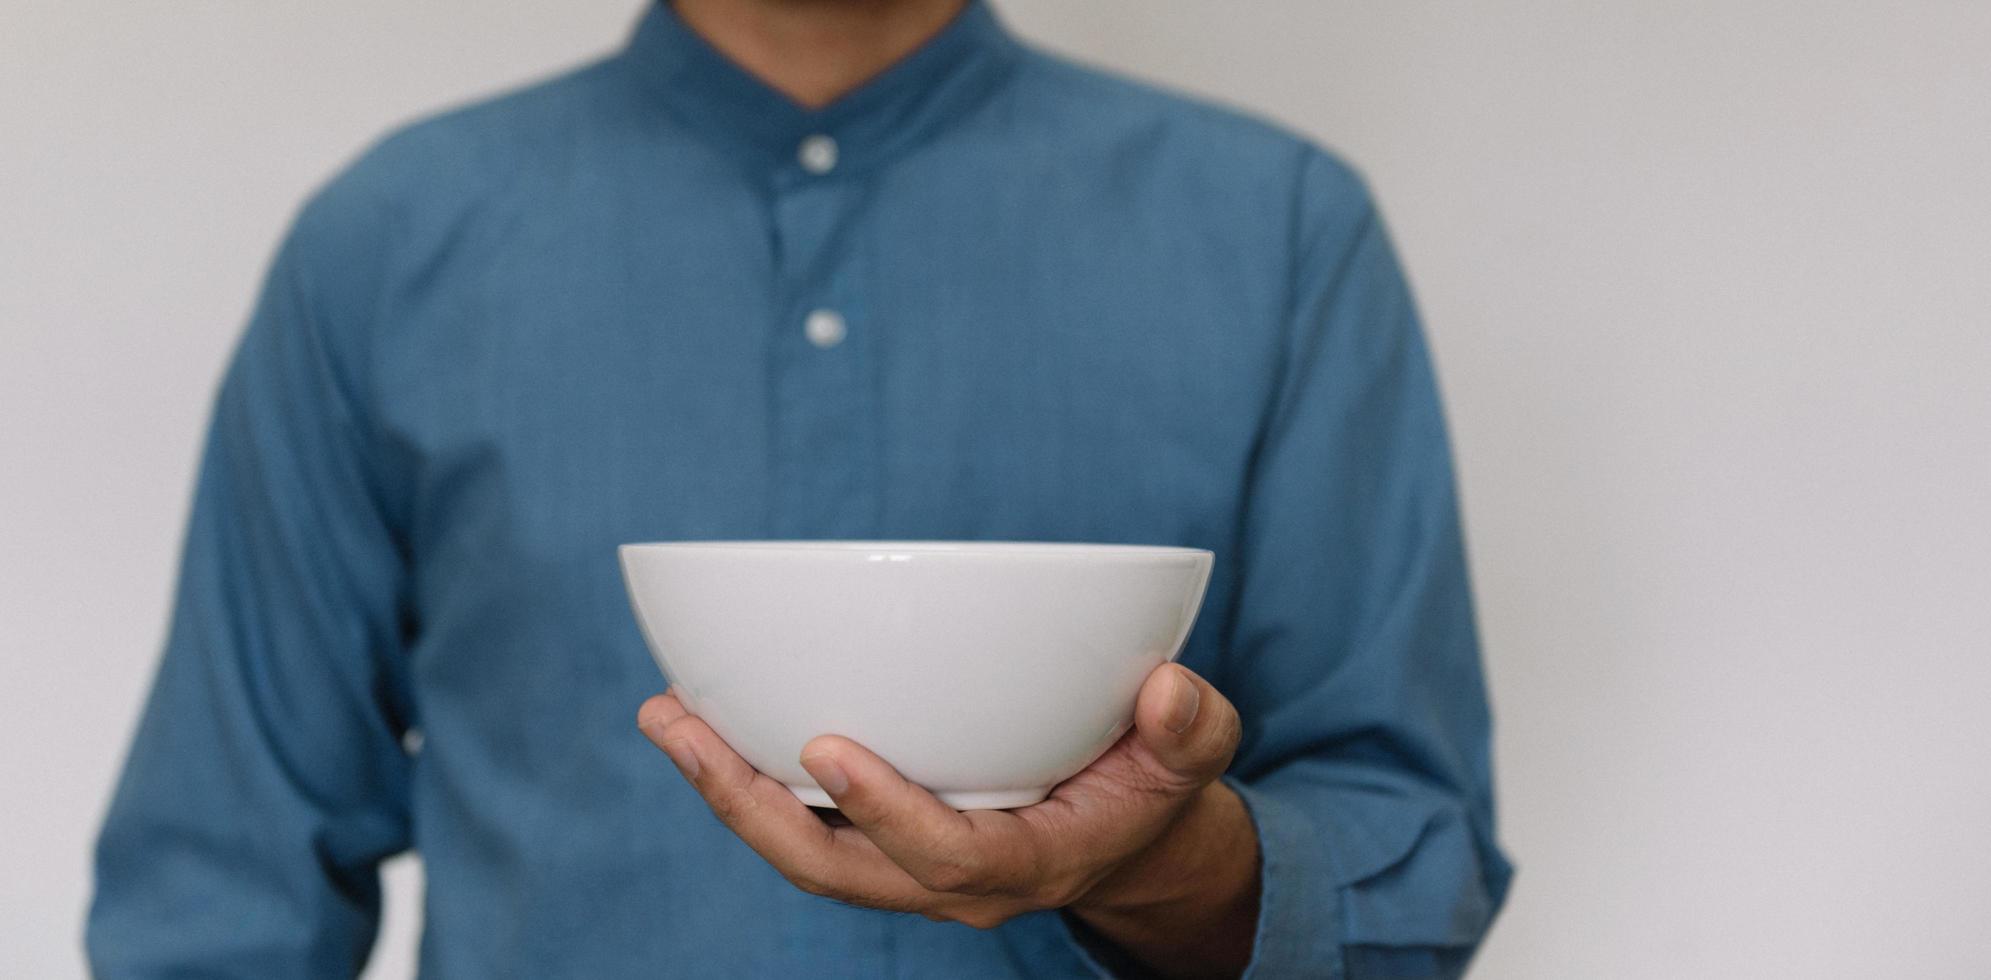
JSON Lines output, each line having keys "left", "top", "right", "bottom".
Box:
{"left": 801, "top": 752, "right": 849, "bottom": 796}
{"left": 661, "top": 739, "right": 701, "bottom": 780}
{"left": 1163, "top": 667, "right": 1201, "bottom": 734}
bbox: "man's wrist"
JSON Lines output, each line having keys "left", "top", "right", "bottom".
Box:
{"left": 1063, "top": 781, "right": 1262, "bottom": 977}
{"left": 1075, "top": 781, "right": 1258, "bottom": 914}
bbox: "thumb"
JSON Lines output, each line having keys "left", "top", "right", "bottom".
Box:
{"left": 1130, "top": 663, "right": 1241, "bottom": 789}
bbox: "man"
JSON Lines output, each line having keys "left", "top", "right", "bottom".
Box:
{"left": 88, "top": 1, "right": 1510, "bottom": 976}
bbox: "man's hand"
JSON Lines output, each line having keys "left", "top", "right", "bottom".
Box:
{"left": 637, "top": 663, "right": 1262, "bottom": 979}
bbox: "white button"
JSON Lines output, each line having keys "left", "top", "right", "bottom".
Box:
{"left": 798, "top": 134, "right": 838, "bottom": 174}
{"left": 804, "top": 308, "right": 846, "bottom": 348}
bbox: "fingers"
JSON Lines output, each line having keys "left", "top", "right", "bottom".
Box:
{"left": 1130, "top": 664, "right": 1242, "bottom": 790}
{"left": 636, "top": 691, "right": 688, "bottom": 733}
{"left": 634, "top": 690, "right": 1218, "bottom": 928}
{"left": 800, "top": 735, "right": 1041, "bottom": 897}
{"left": 637, "top": 695, "right": 927, "bottom": 909}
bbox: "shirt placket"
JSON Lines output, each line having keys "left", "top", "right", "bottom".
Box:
{"left": 766, "top": 131, "right": 878, "bottom": 539}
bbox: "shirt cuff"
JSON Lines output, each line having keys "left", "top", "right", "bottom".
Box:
{"left": 1225, "top": 774, "right": 1347, "bottom": 979}
{"left": 1047, "top": 776, "right": 1347, "bottom": 979}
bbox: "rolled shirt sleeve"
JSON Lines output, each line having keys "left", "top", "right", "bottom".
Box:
{"left": 1224, "top": 155, "right": 1511, "bottom": 978}
{"left": 87, "top": 190, "right": 416, "bottom": 977}
{"left": 1063, "top": 153, "right": 1510, "bottom": 979}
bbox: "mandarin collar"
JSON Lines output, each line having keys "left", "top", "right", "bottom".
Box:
{"left": 620, "top": 0, "right": 1022, "bottom": 183}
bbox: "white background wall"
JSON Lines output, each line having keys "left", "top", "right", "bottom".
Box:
{"left": 5, "top": 2, "right": 1987, "bottom": 977}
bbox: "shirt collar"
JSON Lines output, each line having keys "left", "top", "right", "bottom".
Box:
{"left": 620, "top": 0, "right": 1022, "bottom": 182}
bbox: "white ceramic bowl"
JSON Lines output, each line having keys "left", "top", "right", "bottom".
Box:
{"left": 619, "top": 541, "right": 1213, "bottom": 810}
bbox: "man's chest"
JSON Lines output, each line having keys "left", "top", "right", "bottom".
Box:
{"left": 367, "top": 171, "right": 1287, "bottom": 588}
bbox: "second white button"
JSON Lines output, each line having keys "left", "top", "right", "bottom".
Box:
{"left": 804, "top": 308, "right": 846, "bottom": 348}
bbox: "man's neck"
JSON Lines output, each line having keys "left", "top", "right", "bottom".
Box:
{"left": 671, "top": 0, "right": 970, "bottom": 109}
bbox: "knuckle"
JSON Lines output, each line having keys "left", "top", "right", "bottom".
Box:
{"left": 1218, "top": 704, "right": 1244, "bottom": 752}
{"left": 952, "top": 907, "right": 1013, "bottom": 931}
{"left": 915, "top": 864, "right": 971, "bottom": 896}
{"left": 659, "top": 716, "right": 703, "bottom": 746}
{"left": 916, "top": 858, "right": 979, "bottom": 894}
{"left": 1128, "top": 763, "right": 1183, "bottom": 796}
{"left": 783, "top": 869, "right": 831, "bottom": 897}
{"left": 703, "top": 789, "right": 736, "bottom": 818}
{"left": 781, "top": 857, "right": 847, "bottom": 900}
{"left": 707, "top": 787, "right": 760, "bottom": 824}
{"left": 1030, "top": 876, "right": 1084, "bottom": 912}
{"left": 1118, "top": 754, "right": 1192, "bottom": 798}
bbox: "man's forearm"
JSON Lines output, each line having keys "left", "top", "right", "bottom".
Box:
{"left": 1070, "top": 781, "right": 1262, "bottom": 979}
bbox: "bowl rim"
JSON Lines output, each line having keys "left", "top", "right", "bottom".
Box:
{"left": 619, "top": 540, "right": 1212, "bottom": 559}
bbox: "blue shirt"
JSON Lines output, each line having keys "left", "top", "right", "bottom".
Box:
{"left": 89, "top": 3, "right": 1510, "bottom": 977}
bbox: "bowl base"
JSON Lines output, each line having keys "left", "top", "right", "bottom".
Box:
{"left": 787, "top": 783, "right": 1050, "bottom": 812}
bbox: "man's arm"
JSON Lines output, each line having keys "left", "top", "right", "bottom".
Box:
{"left": 1195, "top": 151, "right": 1513, "bottom": 977}
{"left": 88, "top": 196, "right": 415, "bottom": 977}
{"left": 1024, "top": 152, "right": 1508, "bottom": 979}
